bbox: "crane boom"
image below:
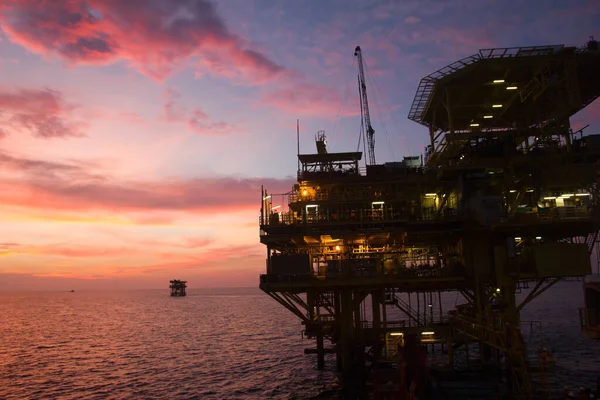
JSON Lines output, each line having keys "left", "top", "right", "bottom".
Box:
{"left": 354, "top": 45, "right": 376, "bottom": 165}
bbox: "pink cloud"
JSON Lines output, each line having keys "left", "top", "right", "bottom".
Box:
{"left": 404, "top": 16, "right": 421, "bottom": 24}
{"left": 162, "top": 87, "right": 238, "bottom": 135}
{"left": 163, "top": 88, "right": 187, "bottom": 122}
{"left": 0, "top": 0, "right": 284, "bottom": 84}
{"left": 118, "top": 112, "right": 146, "bottom": 125}
{"left": 262, "top": 82, "right": 359, "bottom": 118}
{"left": 0, "top": 88, "right": 86, "bottom": 138}
{"left": 187, "top": 107, "right": 238, "bottom": 135}
{"left": 0, "top": 150, "right": 294, "bottom": 213}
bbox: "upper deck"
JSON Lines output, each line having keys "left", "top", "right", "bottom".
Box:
{"left": 409, "top": 39, "right": 600, "bottom": 133}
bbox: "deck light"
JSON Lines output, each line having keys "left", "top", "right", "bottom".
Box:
{"left": 506, "top": 86, "right": 518, "bottom": 90}
{"left": 492, "top": 104, "right": 503, "bottom": 108}
{"left": 484, "top": 115, "right": 493, "bottom": 119}
{"left": 509, "top": 190, "right": 516, "bottom": 193}
{"left": 543, "top": 197, "right": 556, "bottom": 200}
{"left": 515, "top": 237, "right": 522, "bottom": 241}
{"left": 335, "top": 245, "right": 341, "bottom": 251}
{"left": 470, "top": 123, "right": 479, "bottom": 127}
{"left": 272, "top": 205, "right": 281, "bottom": 210}
{"left": 425, "top": 193, "right": 436, "bottom": 197}
{"left": 422, "top": 331, "right": 435, "bottom": 335}
{"left": 390, "top": 332, "right": 403, "bottom": 336}
{"left": 493, "top": 80, "right": 505, "bottom": 83}
{"left": 535, "top": 236, "right": 542, "bottom": 240}
{"left": 302, "top": 190, "right": 308, "bottom": 196}
{"left": 576, "top": 193, "right": 590, "bottom": 196}
{"left": 263, "top": 195, "right": 271, "bottom": 200}
{"left": 372, "top": 201, "right": 384, "bottom": 205}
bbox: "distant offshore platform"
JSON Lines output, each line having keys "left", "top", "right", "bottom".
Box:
{"left": 169, "top": 280, "right": 187, "bottom": 297}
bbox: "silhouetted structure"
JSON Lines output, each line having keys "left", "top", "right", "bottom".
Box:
{"left": 259, "top": 39, "right": 600, "bottom": 399}
{"left": 169, "top": 280, "right": 187, "bottom": 297}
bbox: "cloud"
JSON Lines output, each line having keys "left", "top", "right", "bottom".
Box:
{"left": 262, "top": 82, "right": 359, "bottom": 118}
{"left": 187, "top": 107, "right": 238, "bottom": 135}
{"left": 0, "top": 242, "right": 21, "bottom": 256}
{"left": 162, "top": 87, "right": 238, "bottom": 135}
{"left": 163, "top": 88, "right": 187, "bottom": 122}
{"left": 0, "top": 0, "right": 284, "bottom": 84}
{"left": 404, "top": 16, "right": 421, "bottom": 24}
{"left": 0, "top": 88, "right": 86, "bottom": 138}
{"left": 0, "top": 150, "right": 294, "bottom": 214}
{"left": 6, "top": 243, "right": 137, "bottom": 258}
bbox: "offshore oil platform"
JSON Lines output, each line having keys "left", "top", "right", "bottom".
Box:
{"left": 259, "top": 39, "right": 600, "bottom": 399}
{"left": 169, "top": 279, "right": 187, "bottom": 297}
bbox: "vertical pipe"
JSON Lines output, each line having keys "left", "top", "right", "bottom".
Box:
{"left": 408, "top": 292, "right": 412, "bottom": 327}
{"left": 260, "top": 185, "right": 264, "bottom": 225}
{"left": 423, "top": 292, "right": 427, "bottom": 325}
{"left": 297, "top": 119, "right": 300, "bottom": 174}
{"left": 438, "top": 291, "right": 443, "bottom": 323}
{"left": 417, "top": 292, "right": 421, "bottom": 326}
{"left": 372, "top": 291, "right": 381, "bottom": 362}
{"left": 317, "top": 335, "right": 325, "bottom": 370}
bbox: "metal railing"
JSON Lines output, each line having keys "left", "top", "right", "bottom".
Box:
{"left": 260, "top": 204, "right": 593, "bottom": 228}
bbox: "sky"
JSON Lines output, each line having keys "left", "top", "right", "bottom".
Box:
{"left": 1, "top": 0, "right": 599, "bottom": 291}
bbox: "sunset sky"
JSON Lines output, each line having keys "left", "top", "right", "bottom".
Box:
{"left": 1, "top": 0, "right": 599, "bottom": 291}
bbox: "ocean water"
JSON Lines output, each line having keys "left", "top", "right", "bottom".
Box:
{"left": 0, "top": 282, "right": 598, "bottom": 399}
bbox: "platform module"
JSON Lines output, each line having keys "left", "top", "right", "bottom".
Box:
{"left": 259, "top": 39, "right": 600, "bottom": 399}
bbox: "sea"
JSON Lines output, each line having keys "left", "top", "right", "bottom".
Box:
{"left": 0, "top": 282, "right": 598, "bottom": 399}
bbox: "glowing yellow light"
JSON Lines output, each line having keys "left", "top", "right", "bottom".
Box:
{"left": 390, "top": 332, "right": 403, "bottom": 336}
{"left": 515, "top": 237, "right": 522, "bottom": 241}
{"left": 509, "top": 190, "right": 516, "bottom": 193}
{"left": 302, "top": 190, "right": 308, "bottom": 196}
{"left": 335, "top": 245, "right": 340, "bottom": 251}
{"left": 496, "top": 288, "right": 501, "bottom": 292}
{"left": 493, "top": 80, "right": 505, "bottom": 83}
{"left": 506, "top": 86, "right": 518, "bottom": 90}
{"left": 470, "top": 123, "right": 479, "bottom": 127}
{"left": 543, "top": 196, "right": 556, "bottom": 200}
{"left": 492, "top": 104, "right": 502, "bottom": 108}
{"left": 372, "top": 201, "right": 384, "bottom": 205}
{"left": 422, "top": 331, "right": 435, "bottom": 335}
{"left": 576, "top": 193, "right": 590, "bottom": 196}
{"left": 425, "top": 193, "right": 437, "bottom": 197}
{"left": 484, "top": 115, "right": 493, "bottom": 118}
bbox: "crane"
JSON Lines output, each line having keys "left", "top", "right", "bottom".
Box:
{"left": 354, "top": 45, "right": 376, "bottom": 165}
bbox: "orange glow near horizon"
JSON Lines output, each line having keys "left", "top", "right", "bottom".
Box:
{"left": 1, "top": 0, "right": 599, "bottom": 290}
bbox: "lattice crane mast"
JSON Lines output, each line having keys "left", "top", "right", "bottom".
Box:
{"left": 354, "top": 45, "right": 376, "bottom": 165}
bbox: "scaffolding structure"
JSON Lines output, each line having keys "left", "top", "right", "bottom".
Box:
{"left": 259, "top": 39, "right": 600, "bottom": 399}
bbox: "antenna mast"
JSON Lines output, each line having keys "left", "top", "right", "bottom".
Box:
{"left": 354, "top": 45, "right": 376, "bottom": 165}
